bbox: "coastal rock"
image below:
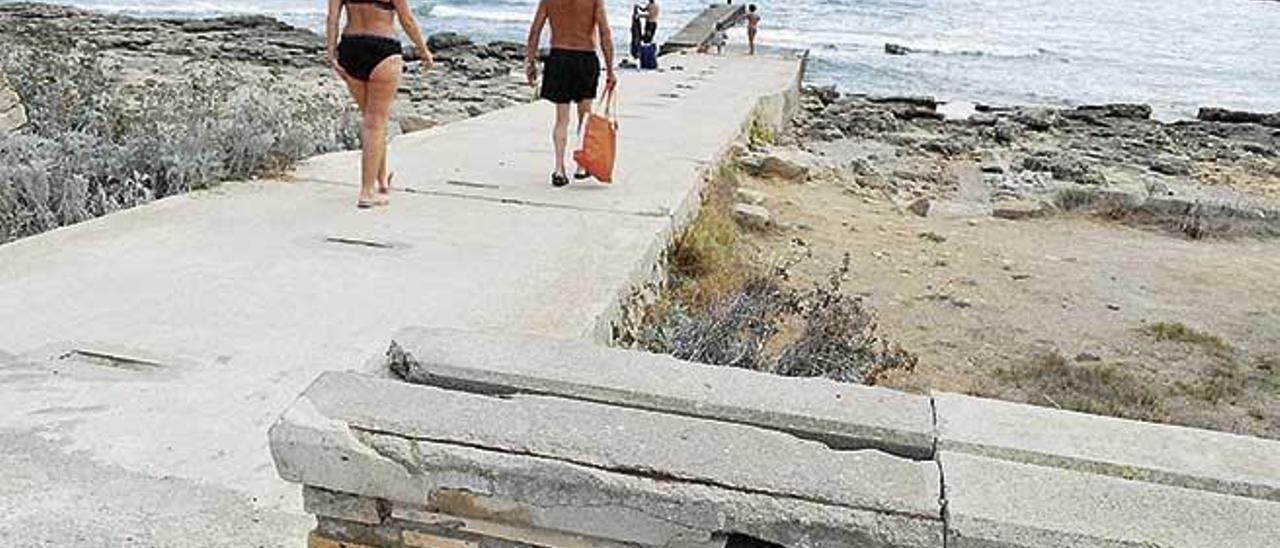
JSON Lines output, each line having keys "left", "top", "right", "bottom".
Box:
{"left": 752, "top": 148, "right": 819, "bottom": 182}
{"left": 1197, "top": 107, "right": 1280, "bottom": 128}
{"left": 428, "top": 31, "right": 474, "bottom": 51}
{"left": 884, "top": 43, "right": 911, "bottom": 56}
{"left": 1150, "top": 155, "right": 1193, "bottom": 177}
{"left": 1022, "top": 151, "right": 1106, "bottom": 185}
{"left": 1072, "top": 103, "right": 1152, "bottom": 121}
{"left": 732, "top": 203, "right": 773, "bottom": 230}
{"left": 736, "top": 188, "right": 769, "bottom": 205}
{"left": 0, "top": 73, "right": 25, "bottom": 134}
{"left": 992, "top": 199, "right": 1051, "bottom": 220}
{"left": 1010, "top": 108, "right": 1060, "bottom": 131}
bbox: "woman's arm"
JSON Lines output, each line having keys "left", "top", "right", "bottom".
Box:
{"left": 392, "top": 0, "right": 434, "bottom": 69}
{"left": 325, "top": 0, "right": 345, "bottom": 76}
{"left": 525, "top": 0, "right": 549, "bottom": 86}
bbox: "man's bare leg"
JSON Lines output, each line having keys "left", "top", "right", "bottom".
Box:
{"left": 553, "top": 102, "right": 572, "bottom": 178}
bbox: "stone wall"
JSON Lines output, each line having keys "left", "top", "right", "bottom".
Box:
{"left": 270, "top": 327, "right": 1280, "bottom": 548}
{"left": 0, "top": 72, "right": 26, "bottom": 134}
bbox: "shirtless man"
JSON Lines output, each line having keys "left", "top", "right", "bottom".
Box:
{"left": 526, "top": 0, "right": 616, "bottom": 186}
{"left": 638, "top": 0, "right": 660, "bottom": 44}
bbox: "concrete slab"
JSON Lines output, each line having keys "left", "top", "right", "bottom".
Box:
{"left": 387, "top": 327, "right": 935, "bottom": 458}
{"left": 941, "top": 451, "right": 1280, "bottom": 548}
{"left": 0, "top": 51, "right": 804, "bottom": 546}
{"left": 270, "top": 380, "right": 944, "bottom": 548}
{"left": 663, "top": 4, "right": 746, "bottom": 54}
{"left": 934, "top": 392, "right": 1280, "bottom": 501}
{"left": 293, "top": 371, "right": 942, "bottom": 519}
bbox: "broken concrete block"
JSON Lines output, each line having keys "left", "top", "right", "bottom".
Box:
{"left": 934, "top": 392, "right": 1280, "bottom": 501}
{"left": 941, "top": 451, "right": 1280, "bottom": 548}
{"left": 270, "top": 371, "right": 945, "bottom": 548}
{"left": 732, "top": 203, "right": 772, "bottom": 230}
{"left": 304, "top": 372, "right": 943, "bottom": 519}
{"left": 385, "top": 327, "right": 936, "bottom": 459}
{"left": 304, "top": 486, "right": 388, "bottom": 525}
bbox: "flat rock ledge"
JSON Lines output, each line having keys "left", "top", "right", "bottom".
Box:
{"left": 270, "top": 328, "right": 1280, "bottom": 548}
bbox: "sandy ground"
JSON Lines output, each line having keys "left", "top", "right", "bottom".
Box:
{"left": 737, "top": 167, "right": 1280, "bottom": 439}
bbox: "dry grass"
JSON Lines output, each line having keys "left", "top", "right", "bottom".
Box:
{"left": 667, "top": 163, "right": 752, "bottom": 310}
{"left": 994, "top": 352, "right": 1167, "bottom": 422}
{"left": 1143, "top": 322, "right": 1232, "bottom": 354}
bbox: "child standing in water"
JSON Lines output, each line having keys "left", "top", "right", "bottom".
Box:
{"left": 746, "top": 4, "right": 761, "bottom": 55}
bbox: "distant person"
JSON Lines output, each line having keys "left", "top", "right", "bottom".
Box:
{"left": 630, "top": 5, "right": 643, "bottom": 59}
{"left": 326, "top": 0, "right": 433, "bottom": 209}
{"left": 710, "top": 27, "right": 728, "bottom": 55}
{"left": 638, "top": 0, "right": 660, "bottom": 44}
{"left": 525, "top": 0, "right": 617, "bottom": 187}
{"left": 746, "top": 4, "right": 761, "bottom": 55}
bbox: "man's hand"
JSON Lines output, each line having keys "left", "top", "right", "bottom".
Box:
{"left": 420, "top": 48, "right": 436, "bottom": 71}
{"left": 606, "top": 69, "right": 618, "bottom": 91}
{"left": 525, "top": 60, "right": 539, "bottom": 87}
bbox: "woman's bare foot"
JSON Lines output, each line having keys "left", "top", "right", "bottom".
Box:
{"left": 356, "top": 194, "right": 390, "bottom": 209}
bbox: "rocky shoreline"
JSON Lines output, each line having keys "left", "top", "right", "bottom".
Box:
{"left": 772, "top": 86, "right": 1280, "bottom": 239}
{"left": 0, "top": 2, "right": 531, "bottom": 134}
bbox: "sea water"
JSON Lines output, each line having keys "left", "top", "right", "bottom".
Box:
{"left": 7, "top": 0, "right": 1280, "bottom": 118}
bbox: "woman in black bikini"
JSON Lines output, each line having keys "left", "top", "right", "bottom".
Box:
{"left": 326, "top": 0, "right": 433, "bottom": 208}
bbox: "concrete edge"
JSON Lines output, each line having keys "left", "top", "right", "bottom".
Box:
{"left": 387, "top": 326, "right": 935, "bottom": 459}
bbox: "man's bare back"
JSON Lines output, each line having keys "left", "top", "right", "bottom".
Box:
{"left": 543, "top": 0, "right": 601, "bottom": 52}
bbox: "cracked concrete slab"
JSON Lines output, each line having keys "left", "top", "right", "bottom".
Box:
{"left": 940, "top": 451, "right": 1280, "bottom": 548}
{"left": 305, "top": 371, "right": 941, "bottom": 518}
{"left": 934, "top": 391, "right": 1280, "bottom": 501}
{"left": 269, "top": 372, "right": 944, "bottom": 548}
{"left": 387, "top": 327, "right": 935, "bottom": 459}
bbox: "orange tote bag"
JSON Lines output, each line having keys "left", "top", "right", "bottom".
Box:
{"left": 574, "top": 86, "right": 618, "bottom": 183}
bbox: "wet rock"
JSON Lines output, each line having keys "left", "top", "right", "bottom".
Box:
{"left": 1197, "top": 107, "right": 1280, "bottom": 128}
{"left": 428, "top": 31, "right": 474, "bottom": 51}
{"left": 732, "top": 203, "right": 772, "bottom": 230}
{"left": 1073, "top": 103, "right": 1152, "bottom": 121}
{"left": 884, "top": 43, "right": 911, "bottom": 55}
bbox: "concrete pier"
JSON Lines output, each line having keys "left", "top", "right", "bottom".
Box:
{"left": 0, "top": 51, "right": 804, "bottom": 546}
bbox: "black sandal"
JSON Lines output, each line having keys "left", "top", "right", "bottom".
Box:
{"left": 551, "top": 172, "right": 570, "bottom": 187}
{"left": 573, "top": 169, "right": 592, "bottom": 181}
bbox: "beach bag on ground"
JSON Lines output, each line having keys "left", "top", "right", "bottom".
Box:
{"left": 574, "top": 86, "right": 618, "bottom": 183}
{"left": 640, "top": 43, "right": 658, "bottom": 70}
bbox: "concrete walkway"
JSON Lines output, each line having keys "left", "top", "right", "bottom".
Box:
{"left": 0, "top": 51, "right": 804, "bottom": 546}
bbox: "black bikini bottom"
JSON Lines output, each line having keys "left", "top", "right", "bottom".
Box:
{"left": 337, "top": 34, "right": 402, "bottom": 81}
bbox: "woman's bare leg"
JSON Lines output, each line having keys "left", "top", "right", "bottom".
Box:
{"left": 343, "top": 74, "right": 392, "bottom": 194}
{"left": 360, "top": 56, "right": 403, "bottom": 204}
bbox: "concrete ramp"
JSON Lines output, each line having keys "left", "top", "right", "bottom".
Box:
{"left": 663, "top": 3, "right": 746, "bottom": 54}
{"left": 0, "top": 52, "right": 804, "bottom": 546}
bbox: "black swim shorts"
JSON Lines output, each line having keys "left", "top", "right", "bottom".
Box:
{"left": 540, "top": 48, "right": 601, "bottom": 104}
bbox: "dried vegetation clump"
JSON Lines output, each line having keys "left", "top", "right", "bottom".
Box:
{"left": 0, "top": 40, "right": 359, "bottom": 243}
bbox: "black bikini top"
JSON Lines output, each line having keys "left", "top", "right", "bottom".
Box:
{"left": 344, "top": 0, "right": 396, "bottom": 11}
